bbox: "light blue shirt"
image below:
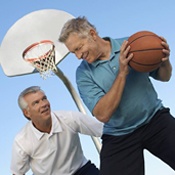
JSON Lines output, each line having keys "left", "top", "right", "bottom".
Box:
{"left": 76, "top": 37, "right": 163, "bottom": 136}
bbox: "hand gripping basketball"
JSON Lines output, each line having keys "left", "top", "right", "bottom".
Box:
{"left": 128, "top": 31, "right": 165, "bottom": 72}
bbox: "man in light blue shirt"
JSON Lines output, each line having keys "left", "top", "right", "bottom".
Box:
{"left": 76, "top": 37, "right": 163, "bottom": 136}
{"left": 59, "top": 16, "right": 175, "bottom": 175}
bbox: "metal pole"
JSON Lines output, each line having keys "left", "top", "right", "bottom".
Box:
{"left": 54, "top": 67, "right": 102, "bottom": 153}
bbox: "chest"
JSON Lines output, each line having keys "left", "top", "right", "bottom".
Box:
{"left": 91, "top": 55, "right": 120, "bottom": 92}
{"left": 29, "top": 128, "right": 80, "bottom": 159}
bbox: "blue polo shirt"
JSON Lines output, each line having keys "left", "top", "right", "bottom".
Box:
{"left": 76, "top": 37, "right": 163, "bottom": 136}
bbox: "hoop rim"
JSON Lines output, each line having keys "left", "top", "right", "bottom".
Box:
{"left": 22, "top": 40, "right": 54, "bottom": 59}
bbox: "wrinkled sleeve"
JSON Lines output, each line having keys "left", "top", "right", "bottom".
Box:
{"left": 75, "top": 111, "right": 103, "bottom": 136}
{"left": 61, "top": 111, "right": 103, "bottom": 137}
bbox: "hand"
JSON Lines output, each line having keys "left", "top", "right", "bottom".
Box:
{"left": 156, "top": 36, "right": 172, "bottom": 81}
{"left": 119, "top": 40, "right": 133, "bottom": 75}
{"left": 160, "top": 36, "right": 170, "bottom": 62}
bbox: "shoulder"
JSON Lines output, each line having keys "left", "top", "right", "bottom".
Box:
{"left": 53, "top": 110, "right": 96, "bottom": 125}
{"left": 76, "top": 60, "right": 91, "bottom": 74}
{"left": 103, "top": 36, "right": 129, "bottom": 44}
{"left": 53, "top": 110, "right": 82, "bottom": 123}
{"left": 111, "top": 37, "right": 129, "bottom": 46}
{"left": 53, "top": 110, "right": 87, "bottom": 131}
{"left": 115, "top": 37, "right": 129, "bottom": 43}
{"left": 53, "top": 110, "right": 79, "bottom": 118}
{"left": 14, "top": 122, "right": 31, "bottom": 140}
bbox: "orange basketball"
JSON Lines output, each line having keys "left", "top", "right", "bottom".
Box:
{"left": 128, "top": 31, "right": 165, "bottom": 72}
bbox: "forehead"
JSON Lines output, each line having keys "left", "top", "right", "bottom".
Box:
{"left": 65, "top": 33, "right": 87, "bottom": 51}
{"left": 24, "top": 91, "right": 45, "bottom": 101}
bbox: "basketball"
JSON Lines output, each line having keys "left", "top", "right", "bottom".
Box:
{"left": 128, "top": 31, "right": 165, "bottom": 72}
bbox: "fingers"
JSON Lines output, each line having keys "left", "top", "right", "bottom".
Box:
{"left": 127, "top": 52, "right": 133, "bottom": 61}
{"left": 162, "top": 49, "right": 170, "bottom": 62}
{"left": 160, "top": 40, "right": 170, "bottom": 63}
{"left": 120, "top": 40, "right": 128, "bottom": 53}
{"left": 119, "top": 40, "right": 134, "bottom": 75}
{"left": 159, "top": 36, "right": 167, "bottom": 42}
{"left": 159, "top": 36, "right": 170, "bottom": 61}
{"left": 120, "top": 40, "right": 133, "bottom": 62}
{"left": 163, "top": 48, "right": 170, "bottom": 56}
{"left": 159, "top": 36, "right": 170, "bottom": 50}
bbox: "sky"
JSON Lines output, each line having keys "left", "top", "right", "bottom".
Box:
{"left": 0, "top": 0, "right": 175, "bottom": 175}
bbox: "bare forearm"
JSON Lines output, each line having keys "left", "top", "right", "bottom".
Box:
{"left": 93, "top": 72, "right": 127, "bottom": 122}
{"left": 156, "top": 59, "right": 172, "bottom": 81}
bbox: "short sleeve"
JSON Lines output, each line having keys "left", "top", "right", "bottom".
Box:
{"left": 76, "top": 63, "right": 105, "bottom": 114}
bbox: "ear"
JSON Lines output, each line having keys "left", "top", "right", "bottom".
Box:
{"left": 23, "top": 109, "right": 30, "bottom": 119}
{"left": 89, "top": 29, "right": 97, "bottom": 40}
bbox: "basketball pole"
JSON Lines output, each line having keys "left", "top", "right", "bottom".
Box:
{"left": 53, "top": 66, "right": 102, "bottom": 153}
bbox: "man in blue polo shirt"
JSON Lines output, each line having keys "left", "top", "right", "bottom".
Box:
{"left": 59, "top": 16, "right": 175, "bottom": 175}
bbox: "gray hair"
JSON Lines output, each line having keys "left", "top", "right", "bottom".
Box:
{"left": 59, "top": 16, "right": 97, "bottom": 43}
{"left": 18, "top": 86, "right": 45, "bottom": 110}
{"left": 18, "top": 86, "right": 44, "bottom": 120}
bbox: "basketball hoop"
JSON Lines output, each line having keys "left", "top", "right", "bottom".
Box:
{"left": 22, "top": 40, "right": 57, "bottom": 79}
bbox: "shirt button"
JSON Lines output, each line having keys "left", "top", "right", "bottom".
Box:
{"left": 113, "top": 66, "right": 116, "bottom": 70}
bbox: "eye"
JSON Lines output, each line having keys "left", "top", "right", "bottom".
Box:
{"left": 42, "top": 96, "right": 47, "bottom": 101}
{"left": 32, "top": 100, "right": 39, "bottom": 106}
{"left": 75, "top": 45, "right": 83, "bottom": 52}
{"left": 78, "top": 45, "right": 83, "bottom": 50}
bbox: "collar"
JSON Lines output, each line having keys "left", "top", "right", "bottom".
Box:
{"left": 91, "top": 37, "right": 121, "bottom": 67}
{"left": 30, "top": 112, "right": 63, "bottom": 140}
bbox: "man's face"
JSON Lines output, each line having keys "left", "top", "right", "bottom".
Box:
{"left": 65, "top": 30, "right": 101, "bottom": 64}
{"left": 23, "top": 91, "right": 51, "bottom": 127}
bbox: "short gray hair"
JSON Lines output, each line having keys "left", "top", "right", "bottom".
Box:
{"left": 18, "top": 86, "right": 44, "bottom": 120}
{"left": 18, "top": 86, "right": 44, "bottom": 110}
{"left": 59, "top": 16, "right": 97, "bottom": 43}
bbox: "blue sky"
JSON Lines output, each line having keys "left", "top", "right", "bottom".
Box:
{"left": 0, "top": 0, "right": 175, "bottom": 174}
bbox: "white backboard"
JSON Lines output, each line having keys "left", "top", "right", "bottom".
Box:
{"left": 0, "top": 9, "right": 74, "bottom": 77}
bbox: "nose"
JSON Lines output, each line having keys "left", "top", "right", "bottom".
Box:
{"left": 75, "top": 51, "right": 82, "bottom": 59}
{"left": 40, "top": 100, "right": 49, "bottom": 108}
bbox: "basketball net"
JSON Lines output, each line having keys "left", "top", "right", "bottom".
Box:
{"left": 22, "top": 40, "right": 57, "bottom": 79}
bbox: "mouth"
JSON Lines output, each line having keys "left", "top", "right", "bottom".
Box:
{"left": 82, "top": 52, "right": 89, "bottom": 61}
{"left": 41, "top": 107, "right": 50, "bottom": 114}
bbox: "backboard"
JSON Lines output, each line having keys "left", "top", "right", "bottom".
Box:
{"left": 0, "top": 9, "right": 74, "bottom": 77}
